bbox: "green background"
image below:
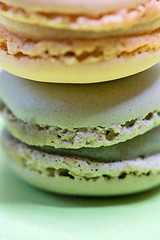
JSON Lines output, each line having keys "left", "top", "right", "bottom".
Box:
{"left": 0, "top": 118, "right": 160, "bottom": 239}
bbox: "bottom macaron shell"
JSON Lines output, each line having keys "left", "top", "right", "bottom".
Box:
{"left": 5, "top": 161, "right": 160, "bottom": 196}
{"left": 2, "top": 130, "right": 160, "bottom": 196}
{"left": 1, "top": 44, "right": 160, "bottom": 83}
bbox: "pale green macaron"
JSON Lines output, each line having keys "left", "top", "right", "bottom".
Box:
{"left": 1, "top": 64, "right": 160, "bottom": 195}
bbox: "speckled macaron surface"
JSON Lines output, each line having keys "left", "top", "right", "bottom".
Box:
{"left": 0, "top": 0, "right": 160, "bottom": 83}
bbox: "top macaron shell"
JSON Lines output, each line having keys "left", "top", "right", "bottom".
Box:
{"left": 0, "top": 63, "right": 160, "bottom": 129}
{"left": 1, "top": 64, "right": 160, "bottom": 149}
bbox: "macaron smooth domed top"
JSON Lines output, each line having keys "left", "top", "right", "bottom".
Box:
{"left": 0, "top": 64, "right": 160, "bottom": 129}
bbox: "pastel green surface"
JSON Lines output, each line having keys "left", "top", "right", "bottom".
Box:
{"left": 0, "top": 63, "right": 160, "bottom": 130}
{"left": 0, "top": 119, "right": 160, "bottom": 239}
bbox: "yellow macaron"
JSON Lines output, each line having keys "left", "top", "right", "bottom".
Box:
{"left": 0, "top": 0, "right": 160, "bottom": 83}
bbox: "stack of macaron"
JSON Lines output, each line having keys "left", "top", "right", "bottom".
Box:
{"left": 0, "top": 0, "right": 160, "bottom": 196}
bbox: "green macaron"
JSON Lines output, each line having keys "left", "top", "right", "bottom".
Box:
{"left": 1, "top": 63, "right": 160, "bottom": 149}
{"left": 1, "top": 64, "right": 160, "bottom": 195}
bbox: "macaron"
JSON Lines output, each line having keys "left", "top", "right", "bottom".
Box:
{"left": 0, "top": 0, "right": 160, "bottom": 83}
{"left": 1, "top": 63, "right": 160, "bottom": 148}
{"left": 0, "top": 63, "right": 160, "bottom": 195}
{"left": 2, "top": 126, "right": 160, "bottom": 196}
